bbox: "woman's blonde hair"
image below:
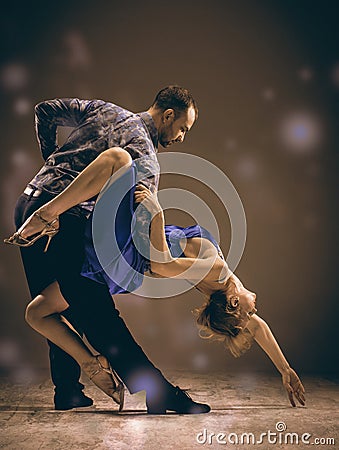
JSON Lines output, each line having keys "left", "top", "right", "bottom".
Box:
{"left": 194, "top": 278, "right": 254, "bottom": 357}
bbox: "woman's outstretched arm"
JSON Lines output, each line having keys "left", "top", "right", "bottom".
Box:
{"left": 246, "top": 314, "right": 306, "bottom": 407}
{"left": 134, "top": 185, "right": 228, "bottom": 281}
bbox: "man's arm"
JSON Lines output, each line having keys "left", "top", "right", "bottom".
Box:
{"left": 34, "top": 98, "right": 100, "bottom": 160}
{"left": 123, "top": 137, "right": 160, "bottom": 192}
{"left": 246, "top": 314, "right": 306, "bottom": 407}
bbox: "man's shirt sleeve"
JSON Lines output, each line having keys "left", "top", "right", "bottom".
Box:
{"left": 34, "top": 98, "right": 101, "bottom": 160}
{"left": 122, "top": 136, "right": 160, "bottom": 192}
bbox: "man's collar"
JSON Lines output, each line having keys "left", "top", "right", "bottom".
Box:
{"left": 138, "top": 111, "right": 159, "bottom": 150}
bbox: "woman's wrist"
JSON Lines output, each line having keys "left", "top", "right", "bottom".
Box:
{"left": 279, "top": 364, "right": 291, "bottom": 375}
{"left": 149, "top": 204, "right": 163, "bottom": 218}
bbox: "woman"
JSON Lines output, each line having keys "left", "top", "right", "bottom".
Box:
{"left": 134, "top": 184, "right": 305, "bottom": 408}
{"left": 5, "top": 147, "right": 305, "bottom": 408}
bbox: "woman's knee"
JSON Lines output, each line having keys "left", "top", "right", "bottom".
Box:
{"left": 101, "top": 147, "right": 132, "bottom": 167}
{"left": 25, "top": 298, "right": 43, "bottom": 327}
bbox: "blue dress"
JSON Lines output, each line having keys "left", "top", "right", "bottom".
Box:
{"left": 80, "top": 164, "right": 222, "bottom": 295}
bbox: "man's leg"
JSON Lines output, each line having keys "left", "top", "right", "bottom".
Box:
{"left": 53, "top": 212, "right": 210, "bottom": 413}
{"left": 48, "top": 307, "right": 93, "bottom": 410}
{"left": 53, "top": 212, "right": 172, "bottom": 395}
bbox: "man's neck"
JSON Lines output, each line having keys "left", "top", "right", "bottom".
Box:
{"left": 147, "top": 106, "right": 162, "bottom": 131}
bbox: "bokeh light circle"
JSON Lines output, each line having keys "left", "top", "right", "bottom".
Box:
{"left": 280, "top": 113, "right": 321, "bottom": 153}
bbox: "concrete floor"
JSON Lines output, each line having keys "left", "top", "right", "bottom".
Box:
{"left": 0, "top": 371, "right": 338, "bottom": 450}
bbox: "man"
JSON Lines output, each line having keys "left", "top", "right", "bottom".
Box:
{"left": 13, "top": 86, "right": 210, "bottom": 414}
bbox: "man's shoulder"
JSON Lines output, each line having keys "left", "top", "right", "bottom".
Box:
{"left": 87, "top": 101, "right": 156, "bottom": 148}
{"left": 86, "top": 99, "right": 129, "bottom": 113}
{"left": 110, "top": 106, "right": 148, "bottom": 133}
{"left": 94, "top": 100, "right": 141, "bottom": 123}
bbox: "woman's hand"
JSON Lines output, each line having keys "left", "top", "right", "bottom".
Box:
{"left": 134, "top": 185, "right": 162, "bottom": 215}
{"left": 281, "top": 367, "right": 306, "bottom": 407}
{"left": 249, "top": 315, "right": 306, "bottom": 408}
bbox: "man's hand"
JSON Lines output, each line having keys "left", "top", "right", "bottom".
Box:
{"left": 281, "top": 368, "right": 306, "bottom": 407}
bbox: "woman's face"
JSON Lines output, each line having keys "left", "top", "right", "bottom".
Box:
{"left": 229, "top": 284, "right": 257, "bottom": 326}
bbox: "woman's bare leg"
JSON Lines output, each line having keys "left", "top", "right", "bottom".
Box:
{"left": 25, "top": 281, "right": 121, "bottom": 399}
{"left": 18, "top": 147, "right": 132, "bottom": 238}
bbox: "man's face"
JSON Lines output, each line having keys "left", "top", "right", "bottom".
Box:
{"left": 158, "top": 106, "right": 196, "bottom": 148}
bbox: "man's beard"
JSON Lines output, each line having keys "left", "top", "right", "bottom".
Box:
{"left": 159, "top": 136, "right": 174, "bottom": 148}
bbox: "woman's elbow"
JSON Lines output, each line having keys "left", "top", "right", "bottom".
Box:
{"left": 150, "top": 261, "right": 163, "bottom": 275}
{"left": 150, "top": 261, "right": 171, "bottom": 277}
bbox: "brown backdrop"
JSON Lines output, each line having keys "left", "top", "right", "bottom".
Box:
{"left": 1, "top": 0, "right": 338, "bottom": 383}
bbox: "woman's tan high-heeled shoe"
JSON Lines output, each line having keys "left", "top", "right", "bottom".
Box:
{"left": 86, "top": 355, "right": 125, "bottom": 412}
{"left": 4, "top": 211, "right": 59, "bottom": 253}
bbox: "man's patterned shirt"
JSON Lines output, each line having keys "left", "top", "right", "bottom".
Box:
{"left": 29, "top": 98, "right": 160, "bottom": 216}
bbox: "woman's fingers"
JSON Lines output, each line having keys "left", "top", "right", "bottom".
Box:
{"left": 135, "top": 184, "right": 152, "bottom": 203}
{"left": 296, "top": 393, "right": 305, "bottom": 405}
{"left": 294, "top": 390, "right": 305, "bottom": 406}
{"left": 283, "top": 381, "right": 296, "bottom": 407}
{"left": 284, "top": 373, "right": 306, "bottom": 407}
{"left": 134, "top": 191, "right": 148, "bottom": 203}
{"left": 291, "top": 372, "right": 306, "bottom": 405}
{"left": 134, "top": 185, "right": 161, "bottom": 213}
{"left": 135, "top": 184, "right": 150, "bottom": 193}
{"left": 295, "top": 385, "right": 306, "bottom": 405}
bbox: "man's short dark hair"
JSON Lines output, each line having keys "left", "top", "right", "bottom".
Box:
{"left": 152, "top": 85, "right": 198, "bottom": 119}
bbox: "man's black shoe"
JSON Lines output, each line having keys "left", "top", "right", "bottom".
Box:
{"left": 146, "top": 386, "right": 210, "bottom": 414}
{"left": 54, "top": 389, "right": 93, "bottom": 411}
